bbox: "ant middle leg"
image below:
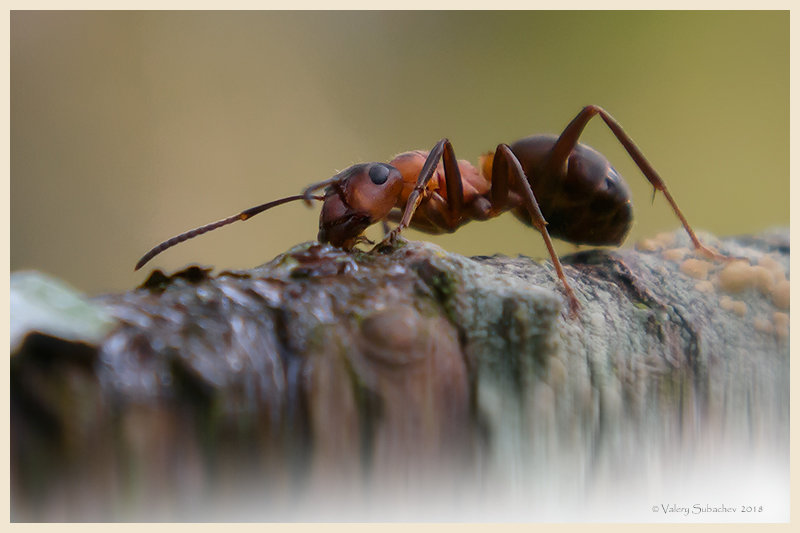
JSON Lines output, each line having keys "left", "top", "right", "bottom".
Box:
{"left": 490, "top": 143, "right": 581, "bottom": 315}
{"left": 549, "top": 105, "right": 727, "bottom": 260}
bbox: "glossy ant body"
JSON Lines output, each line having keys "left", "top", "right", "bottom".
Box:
{"left": 136, "top": 105, "right": 725, "bottom": 314}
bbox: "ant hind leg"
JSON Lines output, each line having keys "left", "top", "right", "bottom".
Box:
{"left": 551, "top": 105, "right": 729, "bottom": 261}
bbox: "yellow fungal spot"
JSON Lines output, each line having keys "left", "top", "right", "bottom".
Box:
{"left": 694, "top": 280, "right": 714, "bottom": 293}
{"left": 655, "top": 231, "right": 677, "bottom": 247}
{"left": 720, "top": 295, "right": 747, "bottom": 316}
{"left": 753, "top": 317, "right": 774, "bottom": 334}
{"left": 749, "top": 265, "right": 776, "bottom": 295}
{"left": 771, "top": 279, "right": 790, "bottom": 310}
{"left": 680, "top": 258, "right": 712, "bottom": 280}
{"left": 718, "top": 260, "right": 755, "bottom": 293}
{"left": 662, "top": 247, "right": 690, "bottom": 262}
{"left": 758, "top": 254, "right": 782, "bottom": 274}
{"left": 635, "top": 238, "right": 661, "bottom": 252}
{"left": 773, "top": 312, "right": 789, "bottom": 329}
{"left": 757, "top": 254, "right": 787, "bottom": 287}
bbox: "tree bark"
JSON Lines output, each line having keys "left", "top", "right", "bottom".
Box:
{"left": 10, "top": 228, "right": 790, "bottom": 521}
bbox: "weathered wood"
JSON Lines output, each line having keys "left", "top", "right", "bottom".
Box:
{"left": 10, "top": 228, "right": 790, "bottom": 521}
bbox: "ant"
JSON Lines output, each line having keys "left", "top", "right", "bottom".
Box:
{"left": 135, "top": 105, "right": 727, "bottom": 315}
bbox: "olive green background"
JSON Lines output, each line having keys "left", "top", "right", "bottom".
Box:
{"left": 11, "top": 11, "right": 789, "bottom": 294}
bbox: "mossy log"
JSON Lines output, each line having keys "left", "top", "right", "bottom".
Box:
{"left": 10, "top": 228, "right": 790, "bottom": 521}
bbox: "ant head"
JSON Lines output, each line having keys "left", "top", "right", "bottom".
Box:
{"left": 318, "top": 163, "right": 404, "bottom": 249}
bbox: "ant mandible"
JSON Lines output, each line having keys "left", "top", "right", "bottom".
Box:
{"left": 135, "top": 105, "right": 726, "bottom": 315}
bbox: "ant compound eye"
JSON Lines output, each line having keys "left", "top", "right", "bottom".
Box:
{"left": 368, "top": 164, "right": 392, "bottom": 185}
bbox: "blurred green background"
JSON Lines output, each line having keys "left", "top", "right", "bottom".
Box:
{"left": 11, "top": 11, "right": 788, "bottom": 295}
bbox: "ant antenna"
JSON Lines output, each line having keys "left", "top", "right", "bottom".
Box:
{"left": 135, "top": 194, "right": 325, "bottom": 271}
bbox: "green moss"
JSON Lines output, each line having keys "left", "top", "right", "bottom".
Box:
{"left": 433, "top": 270, "right": 458, "bottom": 301}
{"left": 410, "top": 261, "right": 461, "bottom": 325}
{"left": 349, "top": 249, "right": 376, "bottom": 264}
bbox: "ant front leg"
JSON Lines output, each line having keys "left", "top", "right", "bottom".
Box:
{"left": 550, "top": 105, "right": 728, "bottom": 261}
{"left": 490, "top": 144, "right": 582, "bottom": 316}
{"left": 374, "top": 138, "right": 463, "bottom": 248}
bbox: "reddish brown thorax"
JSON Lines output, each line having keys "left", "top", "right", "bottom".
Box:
{"left": 389, "top": 150, "right": 489, "bottom": 206}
